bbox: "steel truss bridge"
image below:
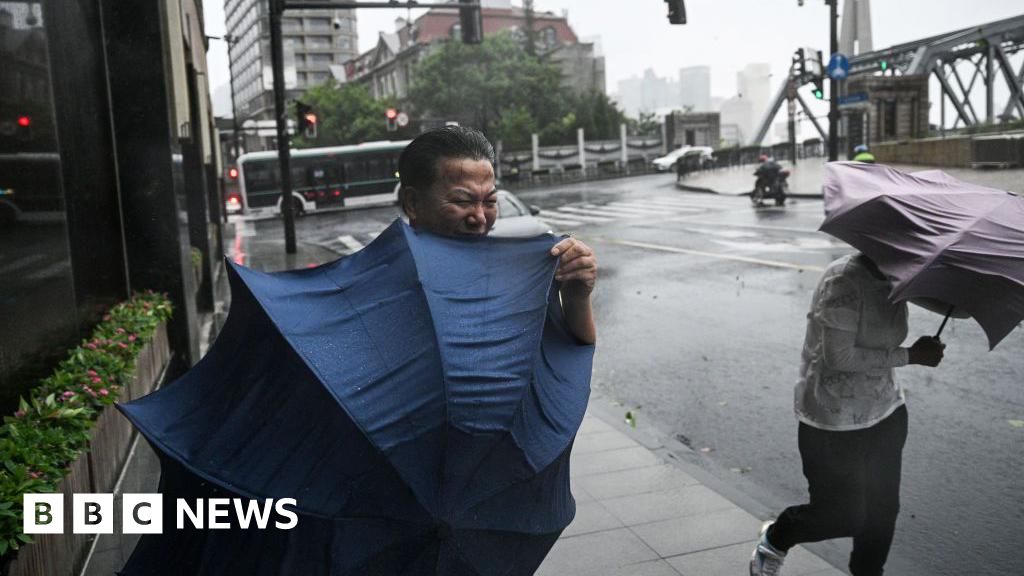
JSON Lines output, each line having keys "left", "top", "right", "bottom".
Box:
{"left": 752, "top": 13, "right": 1024, "bottom": 145}
{"left": 850, "top": 13, "right": 1024, "bottom": 128}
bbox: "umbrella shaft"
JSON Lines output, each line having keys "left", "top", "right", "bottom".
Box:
{"left": 935, "top": 305, "right": 955, "bottom": 339}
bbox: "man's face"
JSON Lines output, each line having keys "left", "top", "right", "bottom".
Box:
{"left": 405, "top": 157, "right": 497, "bottom": 237}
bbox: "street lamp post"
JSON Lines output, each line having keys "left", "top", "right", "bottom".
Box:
{"left": 224, "top": 34, "right": 243, "bottom": 164}
{"left": 827, "top": 0, "right": 839, "bottom": 161}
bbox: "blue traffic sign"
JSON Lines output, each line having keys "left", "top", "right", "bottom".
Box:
{"left": 827, "top": 53, "right": 850, "bottom": 81}
{"left": 838, "top": 92, "right": 869, "bottom": 106}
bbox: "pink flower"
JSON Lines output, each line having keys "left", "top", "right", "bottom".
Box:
{"left": 115, "top": 328, "right": 126, "bottom": 334}
{"left": 62, "top": 391, "right": 75, "bottom": 399}
{"left": 99, "top": 389, "right": 109, "bottom": 397}
{"left": 85, "top": 343, "right": 97, "bottom": 350}
{"left": 128, "top": 335, "right": 137, "bottom": 342}
{"left": 117, "top": 342, "right": 128, "bottom": 349}
{"left": 14, "top": 410, "right": 26, "bottom": 418}
{"left": 28, "top": 471, "right": 40, "bottom": 480}
{"left": 87, "top": 369, "right": 98, "bottom": 376}
{"left": 90, "top": 376, "right": 102, "bottom": 384}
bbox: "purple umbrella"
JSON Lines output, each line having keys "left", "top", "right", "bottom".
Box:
{"left": 820, "top": 161, "right": 1024, "bottom": 349}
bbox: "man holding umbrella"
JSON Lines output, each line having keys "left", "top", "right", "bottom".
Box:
{"left": 750, "top": 251, "right": 945, "bottom": 576}
{"left": 399, "top": 125, "right": 597, "bottom": 344}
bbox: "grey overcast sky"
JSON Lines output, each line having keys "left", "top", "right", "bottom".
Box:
{"left": 204, "top": 0, "right": 1024, "bottom": 117}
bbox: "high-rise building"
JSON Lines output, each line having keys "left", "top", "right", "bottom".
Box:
{"left": 678, "top": 66, "right": 710, "bottom": 112}
{"left": 736, "top": 63, "right": 771, "bottom": 142}
{"left": 224, "top": 0, "right": 358, "bottom": 152}
{"left": 616, "top": 69, "right": 678, "bottom": 117}
{"left": 840, "top": 0, "right": 873, "bottom": 56}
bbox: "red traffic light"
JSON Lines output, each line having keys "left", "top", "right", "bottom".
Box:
{"left": 386, "top": 108, "right": 399, "bottom": 120}
{"left": 17, "top": 116, "right": 31, "bottom": 127}
{"left": 228, "top": 167, "right": 239, "bottom": 179}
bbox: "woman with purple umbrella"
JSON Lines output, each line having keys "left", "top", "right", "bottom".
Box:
{"left": 749, "top": 252, "right": 945, "bottom": 576}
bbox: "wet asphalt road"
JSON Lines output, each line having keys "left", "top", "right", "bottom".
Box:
{"left": 232, "top": 171, "right": 1024, "bottom": 576}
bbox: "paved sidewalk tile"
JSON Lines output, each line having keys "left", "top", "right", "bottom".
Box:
{"left": 535, "top": 528, "right": 660, "bottom": 575}
{"left": 630, "top": 507, "right": 762, "bottom": 558}
{"left": 562, "top": 499, "right": 624, "bottom": 537}
{"left": 666, "top": 541, "right": 844, "bottom": 576}
{"left": 576, "top": 464, "right": 700, "bottom": 500}
{"left": 599, "top": 485, "right": 737, "bottom": 526}
{"left": 571, "top": 445, "right": 662, "bottom": 476}
{"left": 573, "top": 429, "right": 640, "bottom": 454}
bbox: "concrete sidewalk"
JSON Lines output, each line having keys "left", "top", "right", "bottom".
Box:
{"left": 538, "top": 396, "right": 844, "bottom": 576}
{"left": 676, "top": 162, "right": 827, "bottom": 198}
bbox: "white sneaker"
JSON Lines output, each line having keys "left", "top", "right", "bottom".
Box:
{"left": 749, "top": 521, "right": 786, "bottom": 576}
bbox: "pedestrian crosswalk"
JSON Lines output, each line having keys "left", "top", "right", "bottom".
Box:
{"left": 538, "top": 196, "right": 716, "bottom": 230}
{"left": 318, "top": 195, "right": 744, "bottom": 254}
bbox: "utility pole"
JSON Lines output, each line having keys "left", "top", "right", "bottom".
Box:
{"left": 828, "top": 0, "right": 839, "bottom": 161}
{"left": 269, "top": 0, "right": 296, "bottom": 253}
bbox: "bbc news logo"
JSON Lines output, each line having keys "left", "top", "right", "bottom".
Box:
{"left": 23, "top": 494, "right": 298, "bottom": 534}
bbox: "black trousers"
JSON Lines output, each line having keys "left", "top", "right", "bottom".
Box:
{"left": 767, "top": 405, "right": 908, "bottom": 576}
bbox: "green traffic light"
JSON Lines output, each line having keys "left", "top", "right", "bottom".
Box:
{"left": 813, "top": 89, "right": 824, "bottom": 100}
{"left": 880, "top": 60, "right": 888, "bottom": 71}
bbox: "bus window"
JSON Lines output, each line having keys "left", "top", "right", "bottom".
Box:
{"left": 244, "top": 162, "right": 277, "bottom": 190}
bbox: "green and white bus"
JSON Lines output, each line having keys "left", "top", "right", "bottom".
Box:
{"left": 234, "top": 140, "right": 411, "bottom": 216}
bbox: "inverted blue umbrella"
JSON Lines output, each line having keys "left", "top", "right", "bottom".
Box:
{"left": 117, "top": 219, "right": 594, "bottom": 575}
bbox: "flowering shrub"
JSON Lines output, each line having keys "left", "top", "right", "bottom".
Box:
{"left": 0, "top": 291, "right": 172, "bottom": 557}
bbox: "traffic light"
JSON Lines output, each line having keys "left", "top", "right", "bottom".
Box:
{"left": 295, "top": 100, "right": 317, "bottom": 138}
{"left": 386, "top": 108, "right": 399, "bottom": 132}
{"left": 793, "top": 48, "right": 807, "bottom": 79}
{"left": 879, "top": 60, "right": 889, "bottom": 72}
{"left": 811, "top": 77, "right": 825, "bottom": 100}
{"left": 227, "top": 167, "right": 239, "bottom": 180}
{"left": 665, "top": 0, "right": 686, "bottom": 24}
{"left": 458, "top": 0, "right": 483, "bottom": 44}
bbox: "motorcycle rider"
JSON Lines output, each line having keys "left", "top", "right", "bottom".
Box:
{"left": 752, "top": 154, "right": 783, "bottom": 205}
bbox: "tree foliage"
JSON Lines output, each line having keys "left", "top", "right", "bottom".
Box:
{"left": 290, "top": 80, "right": 397, "bottom": 148}
{"left": 408, "top": 32, "right": 626, "bottom": 150}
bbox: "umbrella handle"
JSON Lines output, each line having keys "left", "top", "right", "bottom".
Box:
{"left": 934, "top": 305, "right": 955, "bottom": 340}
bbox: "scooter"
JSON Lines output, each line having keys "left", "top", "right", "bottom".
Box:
{"left": 751, "top": 169, "right": 790, "bottom": 207}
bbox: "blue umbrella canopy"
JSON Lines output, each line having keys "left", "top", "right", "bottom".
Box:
{"left": 117, "top": 219, "right": 594, "bottom": 575}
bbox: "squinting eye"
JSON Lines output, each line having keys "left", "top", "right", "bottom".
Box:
{"left": 484, "top": 200, "right": 497, "bottom": 207}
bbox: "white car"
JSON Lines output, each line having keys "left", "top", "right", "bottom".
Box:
{"left": 489, "top": 190, "right": 553, "bottom": 238}
{"left": 651, "top": 146, "right": 692, "bottom": 171}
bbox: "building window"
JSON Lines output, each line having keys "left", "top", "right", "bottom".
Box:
{"left": 337, "top": 36, "right": 351, "bottom": 50}
{"left": 308, "top": 53, "right": 333, "bottom": 66}
{"left": 305, "top": 17, "right": 330, "bottom": 31}
{"left": 541, "top": 27, "right": 557, "bottom": 49}
{"left": 306, "top": 35, "right": 330, "bottom": 49}
{"left": 450, "top": 23, "right": 461, "bottom": 40}
{"left": 0, "top": 1, "right": 80, "bottom": 413}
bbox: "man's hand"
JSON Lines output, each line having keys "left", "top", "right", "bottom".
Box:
{"left": 908, "top": 336, "right": 945, "bottom": 367}
{"left": 551, "top": 238, "right": 597, "bottom": 294}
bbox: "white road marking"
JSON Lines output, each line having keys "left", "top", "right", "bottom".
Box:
{"left": 548, "top": 208, "right": 614, "bottom": 223}
{"left": 538, "top": 214, "right": 585, "bottom": 228}
{"left": 591, "top": 237, "right": 826, "bottom": 273}
{"left": 337, "top": 235, "right": 365, "bottom": 252}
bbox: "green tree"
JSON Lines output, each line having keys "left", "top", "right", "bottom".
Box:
{"left": 408, "top": 31, "right": 567, "bottom": 144}
{"left": 290, "top": 80, "right": 395, "bottom": 148}
{"left": 627, "top": 111, "right": 661, "bottom": 137}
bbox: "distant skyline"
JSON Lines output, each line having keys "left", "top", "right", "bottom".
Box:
{"left": 204, "top": 0, "right": 1023, "bottom": 117}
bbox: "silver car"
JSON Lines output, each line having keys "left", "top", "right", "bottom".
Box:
{"left": 489, "top": 190, "right": 553, "bottom": 238}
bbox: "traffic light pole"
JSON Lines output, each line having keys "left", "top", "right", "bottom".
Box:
{"left": 269, "top": 0, "right": 296, "bottom": 254}
{"left": 828, "top": 0, "right": 839, "bottom": 161}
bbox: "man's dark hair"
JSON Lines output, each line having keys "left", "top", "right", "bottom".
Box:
{"left": 398, "top": 126, "right": 495, "bottom": 192}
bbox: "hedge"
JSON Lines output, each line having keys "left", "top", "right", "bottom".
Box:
{"left": 0, "top": 291, "right": 172, "bottom": 557}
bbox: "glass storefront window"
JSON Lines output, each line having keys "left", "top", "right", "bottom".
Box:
{"left": 0, "top": 1, "right": 79, "bottom": 413}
